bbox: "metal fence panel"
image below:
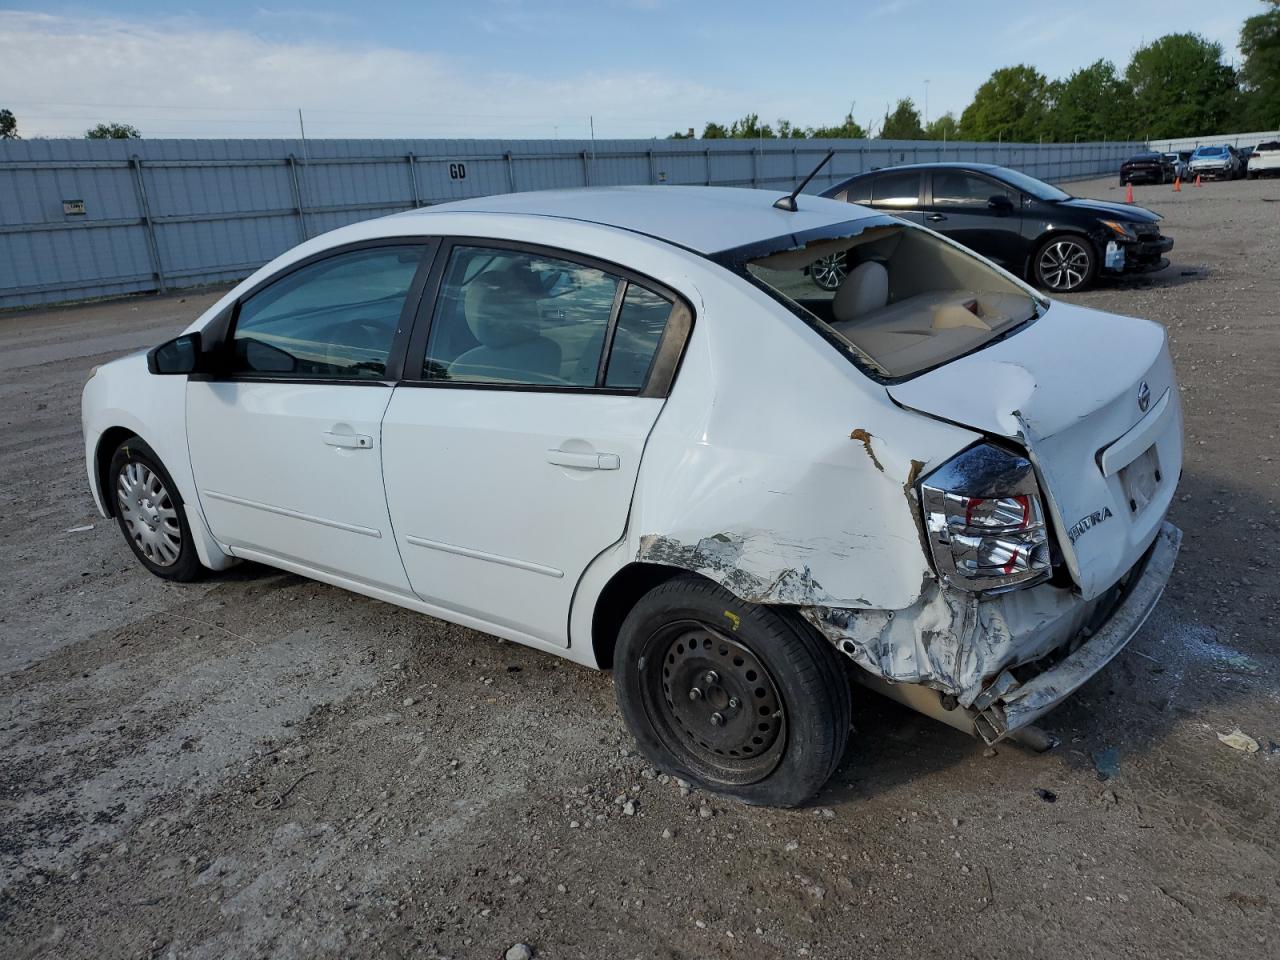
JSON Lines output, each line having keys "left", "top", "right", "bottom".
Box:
{"left": 0, "top": 136, "right": 1142, "bottom": 310}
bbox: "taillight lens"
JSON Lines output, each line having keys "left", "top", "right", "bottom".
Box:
{"left": 919, "top": 444, "right": 1052, "bottom": 593}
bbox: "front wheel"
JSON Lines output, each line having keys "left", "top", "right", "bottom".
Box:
{"left": 613, "top": 576, "right": 852, "bottom": 807}
{"left": 1032, "top": 234, "right": 1096, "bottom": 293}
{"left": 109, "top": 437, "right": 205, "bottom": 581}
{"left": 809, "top": 251, "right": 849, "bottom": 291}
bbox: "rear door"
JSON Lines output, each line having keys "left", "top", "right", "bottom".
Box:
{"left": 922, "top": 169, "right": 1022, "bottom": 268}
{"left": 380, "top": 240, "right": 691, "bottom": 645}
{"left": 865, "top": 168, "right": 926, "bottom": 226}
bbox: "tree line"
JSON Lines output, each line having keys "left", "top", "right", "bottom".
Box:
{"left": 671, "top": 8, "right": 1280, "bottom": 143}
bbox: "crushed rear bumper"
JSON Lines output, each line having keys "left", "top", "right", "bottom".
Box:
{"left": 973, "top": 521, "right": 1181, "bottom": 742}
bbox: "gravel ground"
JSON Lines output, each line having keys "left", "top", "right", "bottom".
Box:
{"left": 2, "top": 175, "right": 1277, "bottom": 960}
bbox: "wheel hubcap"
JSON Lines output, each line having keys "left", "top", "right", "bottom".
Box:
{"left": 116, "top": 462, "right": 181, "bottom": 566}
{"left": 1039, "top": 240, "right": 1089, "bottom": 291}
{"left": 659, "top": 627, "right": 784, "bottom": 765}
{"left": 811, "top": 252, "right": 849, "bottom": 290}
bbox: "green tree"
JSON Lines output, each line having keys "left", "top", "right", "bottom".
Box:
{"left": 728, "top": 113, "right": 775, "bottom": 138}
{"left": 923, "top": 112, "right": 959, "bottom": 140}
{"left": 808, "top": 112, "right": 867, "bottom": 139}
{"left": 85, "top": 122, "right": 142, "bottom": 139}
{"left": 1046, "top": 59, "right": 1136, "bottom": 141}
{"left": 959, "top": 65, "right": 1051, "bottom": 142}
{"left": 775, "top": 119, "right": 808, "bottom": 139}
{"left": 879, "top": 98, "right": 925, "bottom": 139}
{"left": 0, "top": 108, "right": 17, "bottom": 140}
{"left": 1239, "top": 0, "right": 1280, "bottom": 129}
{"left": 666, "top": 128, "right": 695, "bottom": 139}
{"left": 1124, "top": 34, "right": 1240, "bottom": 138}
{"left": 701, "top": 121, "right": 729, "bottom": 139}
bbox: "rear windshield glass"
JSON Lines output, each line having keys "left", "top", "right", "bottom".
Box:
{"left": 714, "top": 218, "right": 1042, "bottom": 380}
{"left": 1193, "top": 146, "right": 1227, "bottom": 156}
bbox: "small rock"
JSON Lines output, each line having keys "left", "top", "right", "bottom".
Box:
{"left": 661, "top": 828, "right": 673, "bottom": 839}
{"left": 1035, "top": 788, "right": 1057, "bottom": 803}
{"left": 698, "top": 805, "right": 713, "bottom": 820}
{"left": 785, "top": 841, "right": 799, "bottom": 852}
{"left": 402, "top": 697, "right": 416, "bottom": 707}
{"left": 983, "top": 747, "right": 998, "bottom": 758}
{"left": 556, "top": 883, "right": 567, "bottom": 894}
{"left": 569, "top": 820, "right": 580, "bottom": 829}
{"left": 505, "top": 944, "right": 533, "bottom": 960}
{"left": 622, "top": 800, "right": 637, "bottom": 816}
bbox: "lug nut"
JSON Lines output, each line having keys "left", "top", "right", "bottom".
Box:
{"left": 728, "top": 697, "right": 740, "bottom": 709}
{"left": 688, "top": 687, "right": 703, "bottom": 701}
{"left": 709, "top": 712, "right": 725, "bottom": 727}
{"left": 704, "top": 671, "right": 719, "bottom": 685}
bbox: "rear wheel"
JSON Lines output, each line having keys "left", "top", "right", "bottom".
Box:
{"left": 1032, "top": 234, "right": 1096, "bottom": 293}
{"left": 109, "top": 437, "right": 204, "bottom": 581}
{"left": 613, "top": 576, "right": 852, "bottom": 807}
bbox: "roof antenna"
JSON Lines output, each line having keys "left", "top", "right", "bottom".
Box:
{"left": 773, "top": 149, "right": 835, "bottom": 211}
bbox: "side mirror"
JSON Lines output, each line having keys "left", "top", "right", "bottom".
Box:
{"left": 987, "top": 195, "right": 1014, "bottom": 214}
{"left": 147, "top": 332, "right": 202, "bottom": 375}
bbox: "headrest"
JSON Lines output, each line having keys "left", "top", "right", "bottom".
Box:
{"left": 464, "top": 267, "right": 541, "bottom": 348}
{"left": 832, "top": 261, "right": 889, "bottom": 323}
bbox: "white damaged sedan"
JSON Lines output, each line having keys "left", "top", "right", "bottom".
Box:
{"left": 83, "top": 184, "right": 1182, "bottom": 806}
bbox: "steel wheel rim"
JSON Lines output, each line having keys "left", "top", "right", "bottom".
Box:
{"left": 641, "top": 621, "right": 787, "bottom": 785}
{"left": 116, "top": 462, "right": 182, "bottom": 566}
{"left": 1039, "top": 240, "right": 1090, "bottom": 291}
{"left": 811, "top": 252, "right": 849, "bottom": 290}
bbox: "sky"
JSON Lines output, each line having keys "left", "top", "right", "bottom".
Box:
{"left": 0, "top": 1, "right": 1264, "bottom": 140}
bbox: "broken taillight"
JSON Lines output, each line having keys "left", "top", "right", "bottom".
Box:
{"left": 919, "top": 444, "right": 1052, "bottom": 593}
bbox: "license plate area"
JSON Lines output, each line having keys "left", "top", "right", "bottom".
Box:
{"left": 1119, "top": 445, "right": 1161, "bottom": 515}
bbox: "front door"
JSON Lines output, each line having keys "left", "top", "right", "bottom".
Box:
{"left": 187, "top": 241, "right": 434, "bottom": 593}
{"left": 922, "top": 169, "right": 1022, "bottom": 268}
{"left": 381, "top": 241, "right": 688, "bottom": 645}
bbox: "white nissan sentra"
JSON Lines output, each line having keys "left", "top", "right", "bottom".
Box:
{"left": 82, "top": 184, "right": 1182, "bottom": 806}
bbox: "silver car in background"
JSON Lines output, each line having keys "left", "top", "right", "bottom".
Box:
{"left": 1187, "top": 145, "right": 1242, "bottom": 180}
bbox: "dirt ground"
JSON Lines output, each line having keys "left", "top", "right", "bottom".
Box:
{"left": 2, "top": 175, "right": 1278, "bottom": 960}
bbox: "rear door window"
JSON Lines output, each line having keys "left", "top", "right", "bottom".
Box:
{"left": 869, "top": 170, "right": 921, "bottom": 209}
{"left": 420, "top": 244, "right": 673, "bottom": 390}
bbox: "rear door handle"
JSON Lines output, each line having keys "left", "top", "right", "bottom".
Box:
{"left": 547, "top": 448, "right": 620, "bottom": 470}
{"left": 926, "top": 213, "right": 947, "bottom": 222}
{"left": 324, "top": 431, "right": 373, "bottom": 449}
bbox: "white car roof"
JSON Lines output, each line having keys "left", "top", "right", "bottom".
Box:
{"left": 391, "top": 186, "right": 878, "bottom": 255}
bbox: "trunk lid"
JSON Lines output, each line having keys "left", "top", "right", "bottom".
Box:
{"left": 888, "top": 301, "right": 1183, "bottom": 600}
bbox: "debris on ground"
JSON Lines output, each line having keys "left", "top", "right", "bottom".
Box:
{"left": 1035, "top": 788, "right": 1058, "bottom": 803}
{"left": 1216, "top": 729, "right": 1260, "bottom": 753}
{"left": 1092, "top": 747, "right": 1121, "bottom": 781}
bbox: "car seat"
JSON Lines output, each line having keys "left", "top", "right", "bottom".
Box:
{"left": 449, "top": 267, "right": 562, "bottom": 382}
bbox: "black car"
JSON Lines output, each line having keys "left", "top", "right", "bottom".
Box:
{"left": 818, "top": 162, "right": 1173, "bottom": 293}
{"left": 1120, "top": 152, "right": 1175, "bottom": 185}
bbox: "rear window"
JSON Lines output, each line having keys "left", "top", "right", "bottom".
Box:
{"left": 1257, "top": 141, "right": 1280, "bottom": 152}
{"left": 1193, "top": 146, "right": 1227, "bottom": 157}
{"left": 714, "top": 218, "right": 1041, "bottom": 380}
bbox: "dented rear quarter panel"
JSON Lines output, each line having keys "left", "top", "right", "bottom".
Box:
{"left": 619, "top": 260, "right": 982, "bottom": 613}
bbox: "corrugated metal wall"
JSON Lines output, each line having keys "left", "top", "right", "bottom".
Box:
{"left": 1147, "top": 129, "right": 1280, "bottom": 153}
{"left": 0, "top": 137, "right": 1142, "bottom": 310}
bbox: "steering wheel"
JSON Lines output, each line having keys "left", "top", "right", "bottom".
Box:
{"left": 322, "top": 318, "right": 390, "bottom": 375}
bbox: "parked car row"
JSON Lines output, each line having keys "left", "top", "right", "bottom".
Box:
{"left": 815, "top": 162, "right": 1172, "bottom": 293}
{"left": 1122, "top": 141, "right": 1280, "bottom": 181}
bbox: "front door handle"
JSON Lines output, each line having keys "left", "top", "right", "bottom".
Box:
{"left": 926, "top": 213, "right": 947, "bottom": 222}
{"left": 324, "top": 431, "right": 373, "bottom": 449}
{"left": 547, "top": 448, "right": 620, "bottom": 470}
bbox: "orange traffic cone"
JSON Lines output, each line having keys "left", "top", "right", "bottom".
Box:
{"left": 1125, "top": 183, "right": 1134, "bottom": 203}
{"left": 1173, "top": 176, "right": 1181, "bottom": 192}
{"left": 1195, "top": 174, "right": 1202, "bottom": 187}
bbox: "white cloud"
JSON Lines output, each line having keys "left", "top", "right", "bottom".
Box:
{"left": 0, "top": 10, "right": 733, "bottom": 139}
